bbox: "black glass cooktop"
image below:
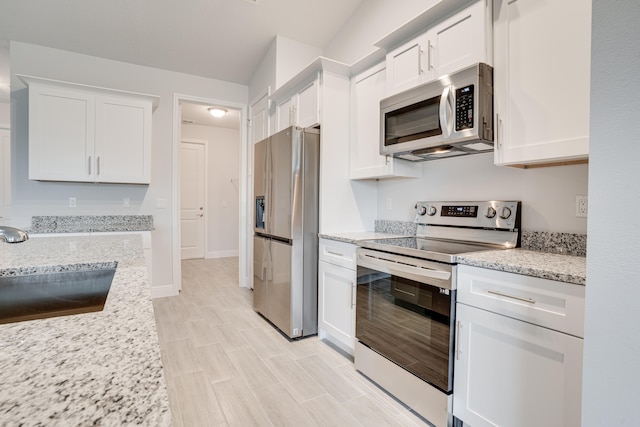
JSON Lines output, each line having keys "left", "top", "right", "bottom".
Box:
{"left": 358, "top": 237, "right": 496, "bottom": 264}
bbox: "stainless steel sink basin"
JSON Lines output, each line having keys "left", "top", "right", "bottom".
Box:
{"left": 0, "top": 268, "right": 117, "bottom": 324}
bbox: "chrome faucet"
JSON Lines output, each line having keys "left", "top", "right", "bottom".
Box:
{"left": 0, "top": 226, "right": 29, "bottom": 243}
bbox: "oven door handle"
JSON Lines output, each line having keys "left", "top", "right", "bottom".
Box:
{"left": 358, "top": 252, "right": 451, "bottom": 282}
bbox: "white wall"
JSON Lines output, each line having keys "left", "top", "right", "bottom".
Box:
{"left": 582, "top": 1, "right": 640, "bottom": 424}
{"left": 0, "top": 43, "right": 9, "bottom": 125}
{"left": 0, "top": 102, "right": 8, "bottom": 126}
{"left": 181, "top": 124, "right": 240, "bottom": 258}
{"left": 248, "top": 35, "right": 323, "bottom": 102}
{"left": 274, "top": 35, "right": 323, "bottom": 90}
{"left": 10, "top": 41, "right": 248, "bottom": 296}
{"left": 249, "top": 39, "right": 277, "bottom": 102}
{"left": 324, "top": 0, "right": 440, "bottom": 65}
{"left": 377, "top": 153, "right": 589, "bottom": 233}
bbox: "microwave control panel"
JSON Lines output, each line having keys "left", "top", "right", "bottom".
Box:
{"left": 455, "top": 84, "right": 474, "bottom": 131}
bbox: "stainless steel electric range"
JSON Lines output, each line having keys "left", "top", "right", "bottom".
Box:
{"left": 354, "top": 201, "right": 521, "bottom": 427}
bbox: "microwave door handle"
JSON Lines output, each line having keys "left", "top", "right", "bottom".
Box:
{"left": 439, "top": 85, "right": 454, "bottom": 137}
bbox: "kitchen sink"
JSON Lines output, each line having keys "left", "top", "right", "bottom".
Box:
{"left": 0, "top": 267, "right": 117, "bottom": 324}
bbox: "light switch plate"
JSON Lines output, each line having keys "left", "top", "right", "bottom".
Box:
{"left": 156, "top": 198, "right": 168, "bottom": 209}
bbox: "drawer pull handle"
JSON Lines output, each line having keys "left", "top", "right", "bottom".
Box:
{"left": 327, "top": 250, "right": 344, "bottom": 257}
{"left": 455, "top": 320, "right": 462, "bottom": 361}
{"left": 487, "top": 290, "right": 536, "bottom": 304}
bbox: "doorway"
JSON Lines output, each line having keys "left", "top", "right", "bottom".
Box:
{"left": 173, "top": 95, "right": 249, "bottom": 293}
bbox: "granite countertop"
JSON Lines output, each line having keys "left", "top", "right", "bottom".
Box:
{"left": 0, "top": 235, "right": 171, "bottom": 425}
{"left": 457, "top": 248, "right": 586, "bottom": 286}
{"left": 319, "top": 231, "right": 409, "bottom": 244}
{"left": 321, "top": 229, "right": 586, "bottom": 286}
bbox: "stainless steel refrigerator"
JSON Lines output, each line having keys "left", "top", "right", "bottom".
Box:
{"left": 253, "top": 126, "right": 319, "bottom": 339}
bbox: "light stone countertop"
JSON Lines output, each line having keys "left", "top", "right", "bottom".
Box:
{"left": 0, "top": 235, "right": 171, "bottom": 426}
{"left": 457, "top": 248, "right": 586, "bottom": 286}
{"left": 319, "top": 231, "right": 409, "bottom": 244}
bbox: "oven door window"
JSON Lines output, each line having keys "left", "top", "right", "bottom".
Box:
{"left": 383, "top": 96, "right": 442, "bottom": 147}
{"left": 356, "top": 267, "right": 455, "bottom": 393}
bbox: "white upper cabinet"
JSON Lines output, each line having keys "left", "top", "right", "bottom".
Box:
{"left": 385, "top": 0, "right": 492, "bottom": 96}
{"left": 350, "top": 63, "right": 421, "bottom": 180}
{"left": 273, "top": 74, "right": 320, "bottom": 133}
{"left": 94, "top": 95, "right": 151, "bottom": 183}
{"left": 386, "top": 34, "right": 432, "bottom": 96}
{"left": 250, "top": 93, "right": 270, "bottom": 144}
{"left": 493, "top": 0, "right": 591, "bottom": 166}
{"left": 21, "top": 75, "right": 157, "bottom": 184}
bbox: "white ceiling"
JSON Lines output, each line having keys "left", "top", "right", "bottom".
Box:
{"left": 0, "top": 0, "right": 363, "bottom": 86}
{"left": 181, "top": 102, "right": 241, "bottom": 129}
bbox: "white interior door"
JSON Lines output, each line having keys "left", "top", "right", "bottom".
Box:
{"left": 180, "top": 141, "right": 206, "bottom": 259}
{"left": 0, "top": 128, "right": 10, "bottom": 223}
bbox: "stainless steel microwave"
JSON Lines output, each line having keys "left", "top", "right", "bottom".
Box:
{"left": 380, "top": 63, "right": 493, "bottom": 161}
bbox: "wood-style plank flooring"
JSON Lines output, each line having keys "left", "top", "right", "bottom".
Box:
{"left": 153, "top": 257, "right": 431, "bottom": 427}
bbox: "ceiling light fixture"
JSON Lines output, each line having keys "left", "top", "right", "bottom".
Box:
{"left": 208, "top": 107, "right": 227, "bottom": 118}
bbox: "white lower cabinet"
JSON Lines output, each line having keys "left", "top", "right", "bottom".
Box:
{"left": 453, "top": 265, "right": 584, "bottom": 427}
{"left": 318, "top": 238, "right": 357, "bottom": 355}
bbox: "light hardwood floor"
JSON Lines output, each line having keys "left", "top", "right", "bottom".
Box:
{"left": 153, "top": 257, "right": 431, "bottom": 427}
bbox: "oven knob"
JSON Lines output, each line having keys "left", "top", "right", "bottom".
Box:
{"left": 485, "top": 207, "right": 497, "bottom": 218}
{"left": 427, "top": 206, "right": 437, "bottom": 216}
{"left": 416, "top": 205, "right": 427, "bottom": 216}
{"left": 500, "top": 207, "right": 512, "bottom": 219}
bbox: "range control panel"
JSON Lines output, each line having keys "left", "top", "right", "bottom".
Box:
{"left": 415, "top": 201, "right": 521, "bottom": 231}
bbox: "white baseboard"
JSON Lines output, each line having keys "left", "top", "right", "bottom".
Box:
{"left": 150, "top": 284, "right": 179, "bottom": 299}
{"left": 206, "top": 250, "right": 239, "bottom": 259}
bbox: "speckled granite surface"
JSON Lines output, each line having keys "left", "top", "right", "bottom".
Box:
{"left": 31, "top": 215, "right": 154, "bottom": 233}
{"left": 319, "top": 231, "right": 410, "bottom": 244}
{"left": 374, "top": 220, "right": 417, "bottom": 236}
{"left": 0, "top": 235, "right": 171, "bottom": 425}
{"left": 457, "top": 249, "right": 586, "bottom": 286}
{"left": 522, "top": 231, "right": 587, "bottom": 256}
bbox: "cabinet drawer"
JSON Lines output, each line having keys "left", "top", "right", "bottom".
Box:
{"left": 457, "top": 265, "right": 585, "bottom": 337}
{"left": 318, "top": 238, "right": 357, "bottom": 270}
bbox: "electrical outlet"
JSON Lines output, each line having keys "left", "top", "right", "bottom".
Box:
{"left": 123, "top": 197, "right": 130, "bottom": 208}
{"left": 386, "top": 197, "right": 392, "bottom": 210}
{"left": 69, "top": 197, "right": 76, "bottom": 208}
{"left": 576, "top": 195, "right": 588, "bottom": 217}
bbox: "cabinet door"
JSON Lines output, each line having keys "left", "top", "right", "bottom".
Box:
{"left": 350, "top": 64, "right": 421, "bottom": 180}
{"left": 430, "top": 0, "right": 489, "bottom": 77}
{"left": 385, "top": 34, "right": 431, "bottom": 96}
{"left": 250, "top": 94, "right": 269, "bottom": 144}
{"left": 296, "top": 78, "right": 320, "bottom": 128}
{"left": 453, "top": 303, "right": 583, "bottom": 427}
{"left": 95, "top": 95, "right": 151, "bottom": 184}
{"left": 28, "top": 85, "right": 95, "bottom": 182}
{"left": 493, "top": 0, "right": 591, "bottom": 166}
{"left": 318, "top": 260, "right": 356, "bottom": 354}
{"left": 275, "top": 97, "right": 294, "bottom": 133}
